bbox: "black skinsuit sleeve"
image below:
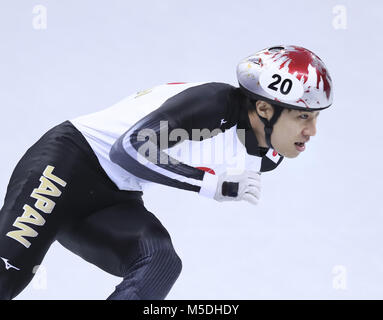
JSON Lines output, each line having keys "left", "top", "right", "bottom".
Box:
{"left": 109, "top": 82, "right": 238, "bottom": 194}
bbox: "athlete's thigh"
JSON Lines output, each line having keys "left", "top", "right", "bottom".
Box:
{"left": 56, "top": 199, "right": 173, "bottom": 277}
{"left": 0, "top": 163, "right": 66, "bottom": 299}
{"left": 0, "top": 122, "right": 111, "bottom": 299}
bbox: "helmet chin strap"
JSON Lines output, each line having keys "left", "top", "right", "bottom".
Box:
{"left": 254, "top": 104, "right": 283, "bottom": 150}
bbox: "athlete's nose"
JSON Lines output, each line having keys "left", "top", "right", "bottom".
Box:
{"left": 303, "top": 120, "right": 317, "bottom": 137}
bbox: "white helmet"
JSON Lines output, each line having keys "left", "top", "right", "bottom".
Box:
{"left": 237, "top": 45, "right": 333, "bottom": 110}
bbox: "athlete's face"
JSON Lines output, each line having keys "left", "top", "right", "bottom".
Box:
{"left": 271, "top": 108, "right": 319, "bottom": 158}
{"left": 252, "top": 100, "right": 319, "bottom": 158}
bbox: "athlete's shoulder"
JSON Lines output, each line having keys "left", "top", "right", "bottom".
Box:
{"left": 157, "top": 81, "right": 239, "bottom": 107}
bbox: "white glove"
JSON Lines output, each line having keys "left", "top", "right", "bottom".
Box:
{"left": 199, "top": 170, "right": 261, "bottom": 205}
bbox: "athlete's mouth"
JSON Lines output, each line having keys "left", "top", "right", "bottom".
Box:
{"left": 295, "top": 142, "right": 306, "bottom": 152}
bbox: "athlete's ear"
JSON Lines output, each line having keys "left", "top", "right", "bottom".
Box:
{"left": 255, "top": 100, "right": 274, "bottom": 121}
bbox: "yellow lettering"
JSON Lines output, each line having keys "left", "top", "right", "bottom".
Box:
{"left": 34, "top": 176, "right": 62, "bottom": 197}
{"left": 18, "top": 204, "right": 46, "bottom": 226}
{"left": 30, "top": 191, "right": 56, "bottom": 214}
{"left": 43, "top": 165, "right": 67, "bottom": 187}
{"left": 6, "top": 218, "right": 39, "bottom": 249}
{"left": 6, "top": 165, "right": 67, "bottom": 249}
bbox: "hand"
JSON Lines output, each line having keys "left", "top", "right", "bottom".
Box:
{"left": 213, "top": 170, "right": 261, "bottom": 205}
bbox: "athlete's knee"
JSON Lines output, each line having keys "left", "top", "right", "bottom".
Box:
{"left": 144, "top": 224, "right": 180, "bottom": 259}
{"left": 109, "top": 222, "right": 182, "bottom": 300}
{"left": 113, "top": 247, "right": 182, "bottom": 300}
{"left": 152, "top": 246, "right": 182, "bottom": 278}
{"left": 125, "top": 223, "right": 182, "bottom": 277}
{"left": 165, "top": 248, "right": 182, "bottom": 281}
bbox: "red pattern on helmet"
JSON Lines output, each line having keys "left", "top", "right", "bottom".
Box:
{"left": 297, "top": 99, "right": 310, "bottom": 108}
{"left": 274, "top": 46, "right": 331, "bottom": 100}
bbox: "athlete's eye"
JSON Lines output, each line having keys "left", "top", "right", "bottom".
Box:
{"left": 299, "top": 114, "right": 309, "bottom": 120}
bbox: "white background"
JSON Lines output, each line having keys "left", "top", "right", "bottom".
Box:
{"left": 0, "top": 0, "right": 382, "bottom": 299}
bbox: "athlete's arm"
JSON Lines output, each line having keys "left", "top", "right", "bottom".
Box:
{"left": 109, "top": 82, "right": 239, "bottom": 198}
